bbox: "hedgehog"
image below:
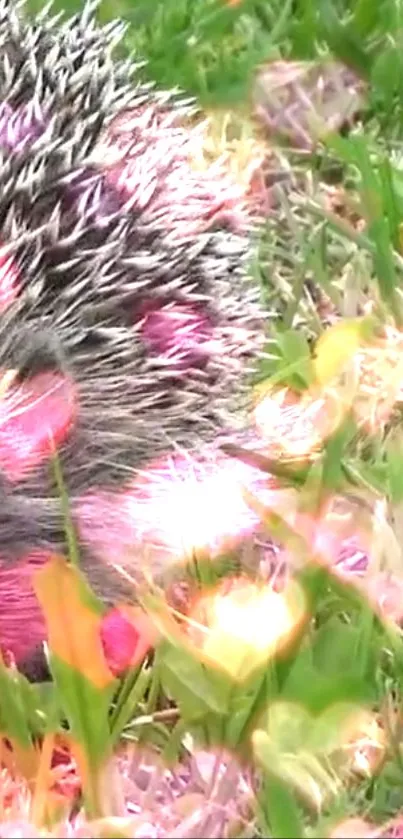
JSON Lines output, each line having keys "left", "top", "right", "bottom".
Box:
{"left": 0, "top": 0, "right": 267, "bottom": 677}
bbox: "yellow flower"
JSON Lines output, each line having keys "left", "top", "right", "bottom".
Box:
{"left": 188, "top": 577, "right": 307, "bottom": 681}
{"left": 313, "top": 321, "right": 403, "bottom": 433}
{"left": 352, "top": 326, "right": 403, "bottom": 431}
{"left": 252, "top": 385, "right": 345, "bottom": 461}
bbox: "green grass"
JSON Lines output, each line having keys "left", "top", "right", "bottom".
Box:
{"left": 8, "top": 0, "right": 403, "bottom": 836}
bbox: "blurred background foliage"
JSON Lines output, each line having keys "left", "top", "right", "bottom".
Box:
{"left": 25, "top": 0, "right": 403, "bottom": 115}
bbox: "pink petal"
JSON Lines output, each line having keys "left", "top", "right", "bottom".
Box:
{"left": 0, "top": 553, "right": 49, "bottom": 664}
{"left": 141, "top": 304, "right": 213, "bottom": 364}
{"left": 0, "top": 373, "right": 77, "bottom": 481}
{"left": 100, "top": 606, "right": 155, "bottom": 675}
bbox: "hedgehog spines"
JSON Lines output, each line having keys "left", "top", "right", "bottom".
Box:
{"left": 0, "top": 0, "right": 266, "bottom": 672}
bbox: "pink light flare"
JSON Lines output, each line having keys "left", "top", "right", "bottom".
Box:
{"left": 75, "top": 444, "right": 296, "bottom": 576}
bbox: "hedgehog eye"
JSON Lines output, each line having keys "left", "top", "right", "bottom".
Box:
{"left": 10, "top": 328, "right": 68, "bottom": 380}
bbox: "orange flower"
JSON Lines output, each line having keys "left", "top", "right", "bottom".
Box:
{"left": 33, "top": 556, "right": 116, "bottom": 690}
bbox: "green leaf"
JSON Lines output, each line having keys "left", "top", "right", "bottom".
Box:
{"left": 0, "top": 662, "right": 36, "bottom": 750}
{"left": 320, "top": 414, "right": 357, "bottom": 494}
{"left": 276, "top": 329, "right": 315, "bottom": 388}
{"left": 353, "top": 0, "right": 383, "bottom": 38}
{"left": 318, "top": 0, "right": 371, "bottom": 77}
{"left": 0, "top": 661, "right": 57, "bottom": 782}
{"left": 109, "top": 665, "right": 152, "bottom": 746}
{"left": 263, "top": 771, "right": 305, "bottom": 839}
{"left": 253, "top": 729, "right": 307, "bottom": 836}
{"left": 49, "top": 657, "right": 116, "bottom": 817}
{"left": 325, "top": 134, "right": 402, "bottom": 321}
{"left": 159, "top": 642, "right": 230, "bottom": 721}
{"left": 282, "top": 643, "right": 375, "bottom": 714}
{"left": 224, "top": 670, "right": 271, "bottom": 749}
{"left": 371, "top": 47, "right": 402, "bottom": 113}
{"left": 386, "top": 434, "right": 403, "bottom": 502}
{"left": 50, "top": 658, "right": 114, "bottom": 760}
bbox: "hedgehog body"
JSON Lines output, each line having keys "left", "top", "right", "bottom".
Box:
{"left": 0, "top": 1, "right": 265, "bottom": 674}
